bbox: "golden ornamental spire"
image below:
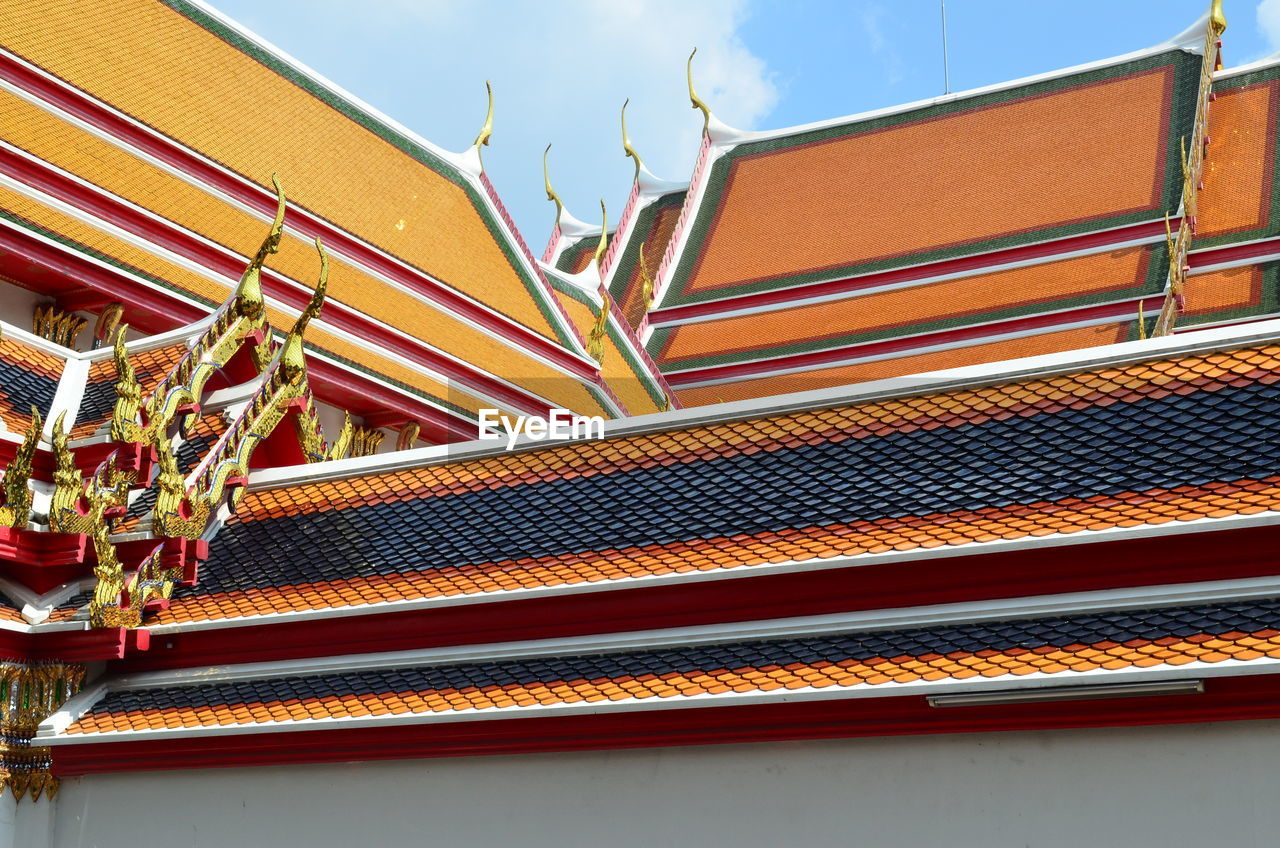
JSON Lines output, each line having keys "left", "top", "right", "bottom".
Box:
{"left": 237, "top": 173, "right": 286, "bottom": 322}
{"left": 0, "top": 408, "right": 42, "bottom": 529}
{"left": 586, "top": 293, "right": 611, "bottom": 363}
{"left": 621, "top": 99, "right": 643, "bottom": 181}
{"left": 281, "top": 238, "right": 328, "bottom": 384}
{"left": 92, "top": 303, "right": 124, "bottom": 350}
{"left": 109, "top": 326, "right": 143, "bottom": 443}
{"left": 473, "top": 80, "right": 494, "bottom": 172}
{"left": 687, "top": 48, "right": 712, "bottom": 134}
{"left": 638, "top": 239, "right": 656, "bottom": 309}
{"left": 1210, "top": 0, "right": 1227, "bottom": 36}
{"left": 543, "top": 143, "right": 564, "bottom": 225}
{"left": 593, "top": 200, "right": 608, "bottom": 269}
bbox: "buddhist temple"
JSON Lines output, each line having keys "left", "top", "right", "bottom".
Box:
{"left": 0, "top": 1, "right": 1278, "bottom": 844}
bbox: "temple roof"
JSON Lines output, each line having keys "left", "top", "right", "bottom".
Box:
{"left": 0, "top": 0, "right": 652, "bottom": 431}
{"left": 111, "top": 319, "right": 1280, "bottom": 630}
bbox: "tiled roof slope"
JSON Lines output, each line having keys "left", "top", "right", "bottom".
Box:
{"left": 0, "top": 331, "right": 63, "bottom": 434}
{"left": 0, "top": 0, "right": 571, "bottom": 345}
{"left": 66, "top": 596, "right": 1280, "bottom": 733}
{"left": 152, "top": 337, "right": 1280, "bottom": 625}
{"left": 662, "top": 49, "right": 1198, "bottom": 307}
{"left": 69, "top": 342, "right": 188, "bottom": 439}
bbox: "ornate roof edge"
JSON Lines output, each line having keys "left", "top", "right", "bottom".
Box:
{"left": 246, "top": 314, "right": 1280, "bottom": 489}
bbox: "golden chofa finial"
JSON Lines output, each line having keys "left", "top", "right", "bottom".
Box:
{"left": 1210, "top": 0, "right": 1227, "bottom": 35}
{"left": 688, "top": 48, "right": 712, "bottom": 134}
{"left": 236, "top": 173, "right": 286, "bottom": 321}
{"left": 621, "top": 98, "right": 643, "bottom": 181}
{"left": 593, "top": 200, "right": 608, "bottom": 269}
{"left": 543, "top": 143, "right": 564, "bottom": 225}
{"left": 473, "top": 80, "right": 494, "bottom": 172}
{"left": 281, "top": 237, "right": 328, "bottom": 384}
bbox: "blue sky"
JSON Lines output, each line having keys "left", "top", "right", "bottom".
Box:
{"left": 207, "top": 0, "right": 1276, "bottom": 249}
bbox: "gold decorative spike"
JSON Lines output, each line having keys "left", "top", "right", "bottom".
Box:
{"left": 32, "top": 305, "right": 86, "bottom": 350}
{"left": 0, "top": 408, "right": 41, "bottom": 529}
{"left": 472, "top": 80, "right": 494, "bottom": 172}
{"left": 1151, "top": 4, "right": 1225, "bottom": 337}
{"left": 281, "top": 238, "right": 328, "bottom": 384}
{"left": 92, "top": 303, "right": 124, "bottom": 349}
{"left": 326, "top": 411, "right": 354, "bottom": 461}
{"left": 397, "top": 421, "right": 421, "bottom": 451}
{"left": 108, "top": 326, "right": 144, "bottom": 443}
{"left": 349, "top": 427, "right": 384, "bottom": 458}
{"left": 587, "top": 289, "right": 611, "bottom": 362}
{"left": 659, "top": 394, "right": 672, "bottom": 413}
{"left": 0, "top": 661, "right": 85, "bottom": 801}
{"left": 621, "top": 98, "right": 643, "bottom": 180}
{"left": 49, "top": 426, "right": 133, "bottom": 536}
{"left": 1137, "top": 300, "right": 1148, "bottom": 340}
{"left": 156, "top": 238, "right": 330, "bottom": 539}
{"left": 143, "top": 174, "right": 284, "bottom": 441}
{"left": 47, "top": 412, "right": 86, "bottom": 535}
{"left": 687, "top": 48, "right": 711, "bottom": 134}
{"left": 543, "top": 144, "right": 564, "bottom": 225}
{"left": 638, "top": 239, "right": 656, "bottom": 309}
{"left": 593, "top": 200, "right": 608, "bottom": 269}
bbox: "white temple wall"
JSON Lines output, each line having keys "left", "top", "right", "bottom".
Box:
{"left": 47, "top": 719, "right": 1280, "bottom": 847}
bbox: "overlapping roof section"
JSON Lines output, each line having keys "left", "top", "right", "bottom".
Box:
{"left": 0, "top": 0, "right": 652, "bottom": 437}
{"left": 128, "top": 326, "right": 1280, "bottom": 628}
{"left": 31, "top": 317, "right": 1280, "bottom": 764}
{"left": 632, "top": 12, "right": 1280, "bottom": 407}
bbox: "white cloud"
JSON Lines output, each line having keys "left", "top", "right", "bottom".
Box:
{"left": 1259, "top": 0, "right": 1280, "bottom": 51}
{"left": 229, "top": 0, "right": 778, "bottom": 244}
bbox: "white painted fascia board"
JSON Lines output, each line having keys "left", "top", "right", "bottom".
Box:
{"left": 143, "top": 511, "right": 1280, "bottom": 634}
{"left": 38, "top": 657, "right": 1277, "bottom": 745}
{"left": 43, "top": 357, "right": 89, "bottom": 442}
{"left": 133, "top": 570, "right": 1280, "bottom": 690}
{"left": 247, "top": 316, "right": 1280, "bottom": 489}
{"left": 1214, "top": 52, "right": 1280, "bottom": 81}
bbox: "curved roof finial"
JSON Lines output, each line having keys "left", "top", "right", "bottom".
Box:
{"left": 687, "top": 48, "right": 712, "bottom": 134}
{"left": 282, "top": 237, "right": 328, "bottom": 383}
{"left": 593, "top": 200, "right": 608, "bottom": 270}
{"left": 621, "top": 98, "right": 644, "bottom": 181}
{"left": 543, "top": 143, "right": 564, "bottom": 225}
{"left": 1210, "top": 0, "right": 1227, "bottom": 35}
{"left": 472, "top": 80, "right": 494, "bottom": 172}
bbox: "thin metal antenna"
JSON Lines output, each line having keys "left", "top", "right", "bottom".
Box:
{"left": 940, "top": 0, "right": 951, "bottom": 95}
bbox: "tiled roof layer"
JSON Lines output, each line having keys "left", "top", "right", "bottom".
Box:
{"left": 152, "top": 340, "right": 1280, "bottom": 624}
{"left": 70, "top": 596, "right": 1280, "bottom": 733}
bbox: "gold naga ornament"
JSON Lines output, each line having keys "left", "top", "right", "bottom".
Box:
{"left": 32, "top": 305, "right": 86, "bottom": 350}
{"left": 154, "top": 238, "right": 330, "bottom": 539}
{"left": 111, "top": 174, "right": 286, "bottom": 444}
{"left": 0, "top": 408, "right": 42, "bottom": 529}
{"left": 47, "top": 413, "right": 134, "bottom": 535}
{"left": 687, "top": 48, "right": 712, "bottom": 135}
{"left": 543, "top": 144, "right": 564, "bottom": 226}
{"left": 396, "top": 421, "right": 421, "bottom": 452}
{"left": 586, "top": 202, "right": 611, "bottom": 363}
{"left": 472, "top": 80, "right": 494, "bottom": 173}
{"left": 1151, "top": 0, "right": 1226, "bottom": 337}
{"left": 621, "top": 99, "right": 644, "bottom": 181}
{"left": 638, "top": 239, "right": 656, "bottom": 310}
